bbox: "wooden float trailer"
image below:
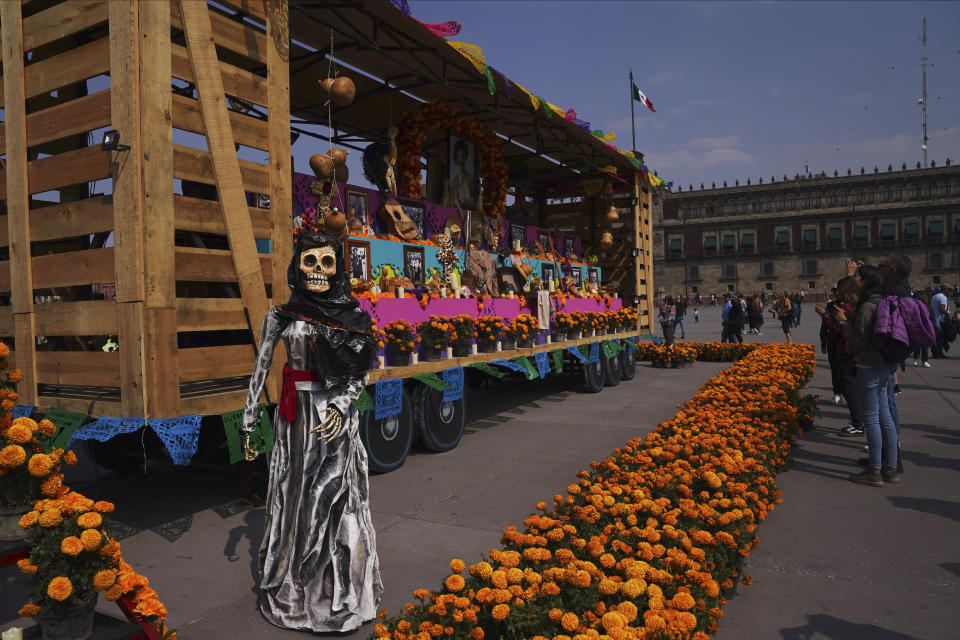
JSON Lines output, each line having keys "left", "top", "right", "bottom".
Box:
{"left": 0, "top": 1, "right": 656, "bottom": 468}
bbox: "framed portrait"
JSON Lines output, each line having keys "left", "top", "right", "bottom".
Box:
{"left": 347, "top": 190, "right": 368, "bottom": 224}
{"left": 537, "top": 231, "right": 549, "bottom": 249}
{"left": 588, "top": 268, "right": 600, "bottom": 289}
{"left": 497, "top": 267, "right": 521, "bottom": 294}
{"left": 572, "top": 266, "right": 583, "bottom": 286}
{"left": 541, "top": 263, "right": 555, "bottom": 284}
{"left": 563, "top": 235, "right": 575, "bottom": 258}
{"left": 448, "top": 133, "right": 478, "bottom": 210}
{"left": 345, "top": 239, "right": 371, "bottom": 281}
{"left": 509, "top": 223, "right": 526, "bottom": 250}
{"left": 403, "top": 245, "right": 426, "bottom": 286}
{"left": 400, "top": 202, "right": 426, "bottom": 239}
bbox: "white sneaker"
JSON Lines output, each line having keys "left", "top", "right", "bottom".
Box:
{"left": 923, "top": 361, "right": 931, "bottom": 368}
{"left": 913, "top": 359, "right": 919, "bottom": 367}
{"left": 833, "top": 394, "right": 841, "bottom": 404}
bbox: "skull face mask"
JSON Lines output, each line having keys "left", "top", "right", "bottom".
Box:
{"left": 299, "top": 246, "right": 338, "bottom": 293}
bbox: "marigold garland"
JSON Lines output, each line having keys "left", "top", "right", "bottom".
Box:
{"left": 374, "top": 344, "right": 816, "bottom": 640}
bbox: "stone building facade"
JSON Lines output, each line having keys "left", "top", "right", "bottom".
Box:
{"left": 653, "top": 163, "right": 960, "bottom": 298}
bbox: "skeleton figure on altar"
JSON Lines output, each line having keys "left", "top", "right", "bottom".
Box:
{"left": 242, "top": 232, "right": 382, "bottom": 632}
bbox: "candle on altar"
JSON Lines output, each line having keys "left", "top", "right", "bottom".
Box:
{"left": 397, "top": 286, "right": 405, "bottom": 298}
{"left": 440, "top": 286, "right": 447, "bottom": 298}
{"left": 548, "top": 279, "right": 556, "bottom": 292}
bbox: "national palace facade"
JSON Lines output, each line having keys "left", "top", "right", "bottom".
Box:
{"left": 653, "top": 162, "right": 960, "bottom": 297}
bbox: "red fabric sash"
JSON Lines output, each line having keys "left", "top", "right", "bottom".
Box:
{"left": 279, "top": 364, "right": 321, "bottom": 422}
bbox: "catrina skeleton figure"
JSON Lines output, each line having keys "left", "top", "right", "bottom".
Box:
{"left": 243, "top": 232, "right": 382, "bottom": 632}
{"left": 433, "top": 233, "right": 459, "bottom": 289}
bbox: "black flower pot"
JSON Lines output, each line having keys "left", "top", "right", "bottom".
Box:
{"left": 477, "top": 340, "right": 498, "bottom": 353}
{"left": 421, "top": 347, "right": 443, "bottom": 361}
{"left": 452, "top": 343, "right": 471, "bottom": 358}
{"left": 385, "top": 346, "right": 409, "bottom": 367}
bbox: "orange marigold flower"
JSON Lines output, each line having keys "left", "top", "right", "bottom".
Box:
{"left": 28, "top": 453, "right": 54, "bottom": 477}
{"left": 61, "top": 536, "right": 83, "bottom": 556}
{"left": 40, "top": 474, "right": 64, "bottom": 497}
{"left": 47, "top": 576, "right": 73, "bottom": 601}
{"left": 413, "top": 589, "right": 430, "bottom": 600}
{"left": 598, "top": 578, "right": 619, "bottom": 596}
{"left": 94, "top": 569, "right": 117, "bottom": 590}
{"left": 444, "top": 574, "right": 465, "bottom": 592}
{"left": 0, "top": 342, "right": 9, "bottom": 357}
{"left": 12, "top": 417, "right": 36, "bottom": 431}
{"left": 134, "top": 597, "right": 168, "bottom": 620}
{"left": 491, "top": 570, "right": 508, "bottom": 589}
{"left": 63, "top": 450, "right": 78, "bottom": 466}
{"left": 38, "top": 509, "right": 63, "bottom": 528}
{"left": 37, "top": 419, "right": 56, "bottom": 437}
{"left": 92, "top": 500, "right": 115, "bottom": 514}
{"left": 601, "top": 612, "right": 627, "bottom": 632}
{"left": 18, "top": 511, "right": 39, "bottom": 530}
{"left": 6, "top": 424, "right": 32, "bottom": 444}
{"left": 18, "top": 603, "right": 41, "bottom": 617}
{"left": 0, "top": 444, "right": 27, "bottom": 467}
{"left": 77, "top": 511, "right": 102, "bottom": 529}
{"left": 104, "top": 584, "right": 124, "bottom": 601}
{"left": 618, "top": 601, "right": 638, "bottom": 623}
{"left": 491, "top": 604, "right": 509, "bottom": 622}
{"left": 671, "top": 592, "right": 696, "bottom": 611}
{"left": 560, "top": 612, "right": 579, "bottom": 632}
{"left": 7, "top": 368, "right": 23, "bottom": 383}
{"left": 548, "top": 608, "right": 563, "bottom": 622}
{"left": 677, "top": 611, "right": 698, "bottom": 631}
{"left": 81, "top": 528, "right": 102, "bottom": 552}
{"left": 470, "top": 627, "right": 484, "bottom": 640}
{"left": 17, "top": 558, "right": 38, "bottom": 574}
{"left": 449, "top": 558, "right": 465, "bottom": 573}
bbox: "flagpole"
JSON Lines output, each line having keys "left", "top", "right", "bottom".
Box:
{"left": 629, "top": 68, "right": 637, "bottom": 154}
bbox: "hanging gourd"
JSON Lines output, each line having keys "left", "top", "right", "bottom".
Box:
{"left": 330, "top": 76, "right": 356, "bottom": 107}
{"left": 605, "top": 203, "right": 620, "bottom": 223}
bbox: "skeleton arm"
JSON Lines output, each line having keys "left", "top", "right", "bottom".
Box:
{"left": 243, "top": 306, "right": 285, "bottom": 433}
{"left": 310, "top": 373, "right": 369, "bottom": 442}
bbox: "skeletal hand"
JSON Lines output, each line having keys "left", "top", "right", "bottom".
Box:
{"left": 310, "top": 407, "right": 344, "bottom": 442}
{"left": 243, "top": 431, "right": 260, "bottom": 461}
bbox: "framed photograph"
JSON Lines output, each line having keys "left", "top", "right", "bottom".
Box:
{"left": 448, "top": 133, "right": 478, "bottom": 210}
{"left": 497, "top": 267, "right": 521, "bottom": 294}
{"left": 509, "top": 223, "right": 526, "bottom": 251}
{"left": 537, "top": 231, "right": 549, "bottom": 249}
{"left": 541, "top": 263, "right": 555, "bottom": 284}
{"left": 403, "top": 245, "right": 426, "bottom": 286}
{"left": 588, "top": 268, "right": 600, "bottom": 289}
{"left": 563, "top": 235, "right": 575, "bottom": 258}
{"left": 345, "top": 239, "right": 371, "bottom": 281}
{"left": 400, "top": 202, "right": 426, "bottom": 239}
{"left": 347, "top": 190, "right": 368, "bottom": 224}
{"left": 572, "top": 266, "right": 583, "bottom": 286}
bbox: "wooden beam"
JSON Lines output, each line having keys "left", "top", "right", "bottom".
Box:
{"left": 0, "top": 248, "right": 114, "bottom": 293}
{"left": 177, "top": 297, "right": 252, "bottom": 332}
{"left": 2, "top": 1, "right": 38, "bottom": 405}
{"left": 172, "top": 144, "right": 270, "bottom": 194}
{"left": 0, "top": 197, "right": 114, "bottom": 247}
{"left": 35, "top": 350, "right": 120, "bottom": 387}
{"left": 179, "top": 389, "right": 247, "bottom": 416}
{"left": 0, "top": 89, "right": 111, "bottom": 153}
{"left": 178, "top": 0, "right": 270, "bottom": 359}
{"left": 173, "top": 247, "right": 272, "bottom": 284}
{"left": 171, "top": 1, "right": 268, "bottom": 65}
{"left": 0, "top": 37, "right": 110, "bottom": 110}
{"left": 173, "top": 195, "right": 271, "bottom": 238}
{"left": 171, "top": 92, "right": 269, "bottom": 152}
{"left": 139, "top": 0, "right": 178, "bottom": 419}
{"left": 0, "top": 145, "right": 111, "bottom": 200}
{"left": 22, "top": 1, "right": 109, "bottom": 52}
{"left": 632, "top": 173, "right": 643, "bottom": 332}
{"left": 265, "top": 0, "right": 291, "bottom": 407}
{"left": 171, "top": 43, "right": 268, "bottom": 109}
{"left": 178, "top": 344, "right": 256, "bottom": 382}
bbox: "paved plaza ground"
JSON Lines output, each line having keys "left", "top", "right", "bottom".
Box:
{"left": 2, "top": 304, "right": 958, "bottom": 639}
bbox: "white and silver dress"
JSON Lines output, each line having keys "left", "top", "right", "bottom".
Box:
{"left": 243, "top": 305, "right": 382, "bottom": 632}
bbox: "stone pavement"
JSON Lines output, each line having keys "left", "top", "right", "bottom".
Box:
{"left": 2, "top": 304, "right": 958, "bottom": 640}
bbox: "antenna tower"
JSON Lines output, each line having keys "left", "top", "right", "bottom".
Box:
{"left": 920, "top": 16, "right": 928, "bottom": 168}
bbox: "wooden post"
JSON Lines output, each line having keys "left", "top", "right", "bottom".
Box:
{"left": 641, "top": 182, "right": 655, "bottom": 326}
{"left": 2, "top": 2, "right": 38, "bottom": 405}
{"left": 178, "top": 0, "right": 270, "bottom": 360}
{"left": 139, "top": 0, "right": 178, "bottom": 418}
{"left": 109, "top": 0, "right": 147, "bottom": 416}
{"left": 265, "top": 0, "right": 291, "bottom": 403}
{"left": 632, "top": 172, "right": 643, "bottom": 333}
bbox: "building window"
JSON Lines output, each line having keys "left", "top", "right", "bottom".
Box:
{"left": 802, "top": 259, "right": 818, "bottom": 275}
{"left": 722, "top": 263, "right": 737, "bottom": 280}
{"left": 880, "top": 223, "right": 896, "bottom": 241}
{"left": 933, "top": 276, "right": 942, "bottom": 285}
{"left": 762, "top": 198, "right": 771, "bottom": 212}
{"left": 682, "top": 203, "right": 691, "bottom": 218}
{"left": 929, "top": 220, "right": 944, "bottom": 238}
{"left": 654, "top": 231, "right": 663, "bottom": 244}
{"left": 760, "top": 261, "right": 775, "bottom": 277}
{"left": 728, "top": 199, "right": 736, "bottom": 213}
{"left": 716, "top": 202, "right": 724, "bottom": 215}
{"left": 903, "top": 222, "right": 919, "bottom": 237}
{"left": 800, "top": 194, "right": 810, "bottom": 208}
{"left": 776, "top": 230, "right": 790, "bottom": 248}
{"left": 690, "top": 285, "right": 699, "bottom": 294}
{"left": 853, "top": 190, "right": 863, "bottom": 204}
{"left": 775, "top": 196, "right": 785, "bottom": 210}
{"left": 739, "top": 199, "right": 748, "bottom": 213}
{"left": 812, "top": 192, "right": 821, "bottom": 207}
{"left": 654, "top": 261, "right": 665, "bottom": 275}
{"left": 837, "top": 191, "right": 847, "bottom": 205}
{"left": 950, "top": 181, "right": 960, "bottom": 196}
{"left": 827, "top": 227, "right": 842, "bottom": 244}
{"left": 703, "top": 236, "right": 717, "bottom": 254}
{"left": 865, "top": 188, "right": 874, "bottom": 203}
{"left": 669, "top": 237, "right": 683, "bottom": 257}
{"left": 803, "top": 228, "right": 817, "bottom": 247}
{"left": 727, "top": 284, "right": 735, "bottom": 292}
{"left": 880, "top": 187, "right": 889, "bottom": 202}
{"left": 826, "top": 192, "right": 837, "bottom": 206}
{"left": 854, "top": 225, "right": 868, "bottom": 241}
{"left": 928, "top": 252, "right": 943, "bottom": 269}
{"left": 687, "top": 264, "right": 700, "bottom": 281}
{"left": 706, "top": 202, "right": 714, "bottom": 216}
{"left": 694, "top": 204, "right": 703, "bottom": 217}
{"left": 921, "top": 183, "right": 931, "bottom": 198}
{"left": 808, "top": 280, "right": 817, "bottom": 289}
{"left": 907, "top": 185, "right": 918, "bottom": 200}
{"left": 787, "top": 195, "right": 796, "bottom": 209}
{"left": 937, "top": 182, "right": 947, "bottom": 197}
{"left": 765, "top": 282, "right": 773, "bottom": 290}
{"left": 955, "top": 219, "right": 960, "bottom": 236}
{"left": 892, "top": 185, "right": 902, "bottom": 200}
{"left": 721, "top": 235, "right": 736, "bottom": 254}
{"left": 741, "top": 233, "right": 755, "bottom": 250}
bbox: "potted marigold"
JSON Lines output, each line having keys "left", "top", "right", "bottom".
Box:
{"left": 382, "top": 320, "right": 418, "bottom": 367}
{"left": 505, "top": 314, "right": 537, "bottom": 349}
{"left": 419, "top": 316, "right": 452, "bottom": 361}
{"left": 551, "top": 312, "right": 575, "bottom": 342}
{"left": 0, "top": 410, "right": 75, "bottom": 542}
{"left": 447, "top": 315, "right": 476, "bottom": 357}
{"left": 569, "top": 311, "right": 591, "bottom": 339}
{"left": 475, "top": 316, "right": 505, "bottom": 353}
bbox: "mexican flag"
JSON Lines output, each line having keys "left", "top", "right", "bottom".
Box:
{"left": 632, "top": 83, "right": 655, "bottom": 112}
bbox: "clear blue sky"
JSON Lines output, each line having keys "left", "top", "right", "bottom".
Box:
{"left": 401, "top": 1, "right": 960, "bottom": 190}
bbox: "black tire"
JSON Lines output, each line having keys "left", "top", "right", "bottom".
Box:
{"left": 360, "top": 388, "right": 414, "bottom": 473}
{"left": 583, "top": 354, "right": 605, "bottom": 393}
{"left": 602, "top": 351, "right": 621, "bottom": 387}
{"left": 619, "top": 347, "right": 637, "bottom": 381}
{"left": 412, "top": 383, "right": 466, "bottom": 452}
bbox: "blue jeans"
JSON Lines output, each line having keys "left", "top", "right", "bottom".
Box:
{"left": 857, "top": 366, "right": 897, "bottom": 470}
{"left": 673, "top": 316, "right": 686, "bottom": 338}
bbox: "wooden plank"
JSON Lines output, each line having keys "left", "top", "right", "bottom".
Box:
{"left": 173, "top": 194, "right": 271, "bottom": 238}
{"left": 3, "top": 1, "right": 38, "bottom": 405}
{"left": 116, "top": 301, "right": 145, "bottom": 415}
{"left": 177, "top": 297, "right": 254, "bottom": 332}
{"left": 179, "top": 389, "right": 247, "bottom": 416}
{"left": 172, "top": 145, "right": 270, "bottom": 195}
{"left": 0, "top": 247, "right": 114, "bottom": 291}
{"left": 217, "top": 0, "right": 267, "bottom": 22}
{"left": 265, "top": 0, "right": 290, "bottom": 408}
{"left": 0, "top": 307, "right": 10, "bottom": 335}
{"left": 174, "top": 247, "right": 272, "bottom": 284}
{"left": 22, "top": 1, "right": 109, "bottom": 52}
{"left": 171, "top": 92, "right": 269, "bottom": 152}
{"left": 170, "top": 1, "right": 268, "bottom": 64}
{"left": 34, "top": 300, "right": 118, "bottom": 335}
{"left": 177, "top": 0, "right": 271, "bottom": 361}
{"left": 38, "top": 395, "right": 121, "bottom": 416}
{"left": 0, "top": 145, "right": 112, "bottom": 200}
{"left": 0, "top": 89, "right": 111, "bottom": 152}
{"left": 144, "top": 307, "right": 179, "bottom": 418}
{"left": 0, "top": 197, "right": 113, "bottom": 247}
{"left": 632, "top": 174, "right": 643, "bottom": 332}
{"left": 0, "top": 37, "right": 111, "bottom": 109}
{"left": 178, "top": 344, "right": 256, "bottom": 382}
{"left": 171, "top": 43, "right": 268, "bottom": 109}
{"left": 35, "top": 350, "right": 120, "bottom": 387}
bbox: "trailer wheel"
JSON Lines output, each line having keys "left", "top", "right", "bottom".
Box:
{"left": 583, "top": 356, "right": 605, "bottom": 393}
{"left": 413, "top": 383, "right": 466, "bottom": 452}
{"left": 602, "top": 351, "right": 621, "bottom": 387}
{"left": 360, "top": 388, "right": 414, "bottom": 473}
{"left": 619, "top": 347, "right": 637, "bottom": 381}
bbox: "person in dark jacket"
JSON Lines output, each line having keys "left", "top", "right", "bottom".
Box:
{"left": 818, "top": 279, "right": 863, "bottom": 436}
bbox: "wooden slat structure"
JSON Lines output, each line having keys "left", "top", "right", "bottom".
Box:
{"left": 0, "top": 0, "right": 655, "bottom": 419}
